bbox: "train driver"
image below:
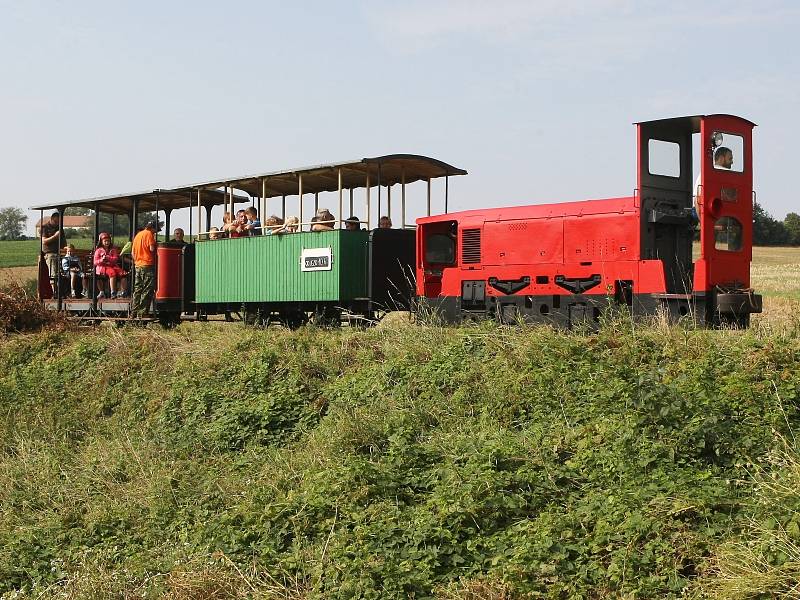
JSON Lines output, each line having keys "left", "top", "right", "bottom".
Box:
{"left": 694, "top": 146, "right": 734, "bottom": 217}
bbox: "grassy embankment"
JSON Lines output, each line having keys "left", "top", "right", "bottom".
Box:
{"left": 1, "top": 316, "right": 800, "bottom": 598}
{"left": 0, "top": 244, "right": 799, "bottom": 598}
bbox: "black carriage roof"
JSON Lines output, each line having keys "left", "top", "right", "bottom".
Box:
{"left": 30, "top": 154, "right": 466, "bottom": 214}
{"left": 166, "top": 154, "right": 467, "bottom": 198}
{"left": 634, "top": 114, "right": 757, "bottom": 132}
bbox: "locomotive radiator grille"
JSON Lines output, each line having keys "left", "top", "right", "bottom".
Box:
{"left": 461, "top": 229, "right": 482, "bottom": 264}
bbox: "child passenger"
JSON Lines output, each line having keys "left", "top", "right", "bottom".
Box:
{"left": 244, "top": 207, "right": 262, "bottom": 236}
{"left": 61, "top": 244, "right": 84, "bottom": 298}
{"left": 263, "top": 215, "right": 285, "bottom": 235}
{"left": 93, "top": 232, "right": 127, "bottom": 299}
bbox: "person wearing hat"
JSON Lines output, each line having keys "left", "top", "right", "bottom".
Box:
{"left": 344, "top": 216, "right": 361, "bottom": 231}
{"left": 310, "top": 208, "right": 335, "bottom": 232}
{"left": 93, "top": 232, "right": 127, "bottom": 299}
{"left": 131, "top": 219, "right": 161, "bottom": 316}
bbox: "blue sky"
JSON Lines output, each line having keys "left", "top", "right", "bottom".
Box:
{"left": 2, "top": 1, "right": 798, "bottom": 234}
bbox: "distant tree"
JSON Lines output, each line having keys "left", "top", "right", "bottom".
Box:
{"left": 64, "top": 206, "right": 92, "bottom": 216}
{"left": 0, "top": 207, "right": 27, "bottom": 241}
{"left": 753, "top": 202, "right": 789, "bottom": 246}
{"left": 784, "top": 212, "right": 800, "bottom": 246}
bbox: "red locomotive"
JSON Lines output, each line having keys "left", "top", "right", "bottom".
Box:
{"left": 416, "top": 114, "right": 762, "bottom": 327}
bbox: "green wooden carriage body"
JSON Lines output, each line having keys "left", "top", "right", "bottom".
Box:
{"left": 194, "top": 230, "right": 369, "bottom": 304}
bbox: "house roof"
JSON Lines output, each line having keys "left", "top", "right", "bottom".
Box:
{"left": 35, "top": 216, "right": 91, "bottom": 228}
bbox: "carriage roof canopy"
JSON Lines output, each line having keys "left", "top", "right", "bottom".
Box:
{"left": 166, "top": 154, "right": 468, "bottom": 198}
{"left": 30, "top": 155, "right": 467, "bottom": 215}
{"left": 29, "top": 189, "right": 244, "bottom": 215}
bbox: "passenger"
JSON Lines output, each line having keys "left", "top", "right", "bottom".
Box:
{"left": 310, "top": 208, "right": 335, "bottom": 232}
{"left": 131, "top": 220, "right": 160, "bottom": 317}
{"left": 378, "top": 216, "right": 392, "bottom": 229}
{"left": 229, "top": 210, "right": 247, "bottom": 238}
{"left": 344, "top": 216, "right": 361, "bottom": 231}
{"left": 61, "top": 244, "right": 85, "bottom": 298}
{"left": 221, "top": 212, "right": 234, "bottom": 237}
{"left": 93, "top": 232, "right": 127, "bottom": 299}
{"left": 172, "top": 227, "right": 188, "bottom": 246}
{"left": 244, "top": 207, "right": 262, "bottom": 236}
{"left": 263, "top": 215, "right": 286, "bottom": 235}
{"left": 40, "top": 211, "right": 61, "bottom": 295}
{"left": 284, "top": 216, "right": 299, "bottom": 233}
{"left": 208, "top": 227, "right": 221, "bottom": 240}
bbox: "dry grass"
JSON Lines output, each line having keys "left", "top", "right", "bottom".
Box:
{"left": 751, "top": 246, "right": 800, "bottom": 301}
{"left": 702, "top": 440, "right": 800, "bottom": 599}
{"left": 0, "top": 266, "right": 36, "bottom": 287}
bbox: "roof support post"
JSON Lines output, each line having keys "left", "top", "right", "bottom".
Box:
{"left": 56, "top": 207, "right": 64, "bottom": 311}
{"left": 377, "top": 164, "right": 382, "bottom": 221}
{"left": 445, "top": 175, "right": 449, "bottom": 214}
{"left": 298, "top": 175, "right": 304, "bottom": 230}
{"left": 427, "top": 177, "right": 431, "bottom": 216}
{"left": 366, "top": 173, "right": 371, "bottom": 230}
{"left": 261, "top": 178, "right": 266, "bottom": 233}
{"left": 91, "top": 204, "right": 100, "bottom": 311}
{"left": 205, "top": 204, "right": 212, "bottom": 233}
{"left": 282, "top": 195, "right": 286, "bottom": 220}
{"left": 338, "top": 168, "right": 343, "bottom": 228}
{"left": 223, "top": 185, "right": 228, "bottom": 218}
{"left": 401, "top": 168, "right": 406, "bottom": 229}
{"left": 196, "top": 190, "right": 202, "bottom": 235}
{"left": 349, "top": 188, "right": 353, "bottom": 218}
{"left": 165, "top": 209, "right": 171, "bottom": 240}
{"left": 387, "top": 185, "right": 391, "bottom": 222}
{"left": 154, "top": 192, "right": 160, "bottom": 244}
{"left": 314, "top": 192, "right": 318, "bottom": 214}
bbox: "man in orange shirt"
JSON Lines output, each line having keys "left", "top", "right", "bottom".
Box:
{"left": 131, "top": 220, "right": 160, "bottom": 317}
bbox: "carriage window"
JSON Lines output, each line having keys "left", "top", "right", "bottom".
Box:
{"left": 648, "top": 139, "right": 680, "bottom": 178}
{"left": 425, "top": 233, "right": 455, "bottom": 264}
{"left": 714, "top": 216, "right": 743, "bottom": 252}
{"left": 712, "top": 132, "right": 744, "bottom": 173}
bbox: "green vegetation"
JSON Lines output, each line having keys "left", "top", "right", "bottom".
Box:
{"left": 0, "top": 239, "right": 93, "bottom": 268}
{"left": 2, "top": 318, "right": 800, "bottom": 598}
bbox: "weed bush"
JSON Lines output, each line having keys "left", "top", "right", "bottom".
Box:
{"left": 0, "top": 320, "right": 799, "bottom": 598}
{"left": 0, "top": 282, "right": 65, "bottom": 333}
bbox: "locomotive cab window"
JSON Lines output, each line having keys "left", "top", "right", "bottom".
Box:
{"left": 648, "top": 139, "right": 681, "bottom": 178}
{"left": 711, "top": 132, "right": 744, "bottom": 173}
{"left": 425, "top": 233, "right": 456, "bottom": 264}
{"left": 714, "top": 216, "right": 743, "bottom": 252}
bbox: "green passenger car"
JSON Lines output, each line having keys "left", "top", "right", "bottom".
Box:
{"left": 195, "top": 230, "right": 369, "bottom": 304}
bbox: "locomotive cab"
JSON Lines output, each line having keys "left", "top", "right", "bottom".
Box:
{"left": 637, "top": 114, "right": 762, "bottom": 325}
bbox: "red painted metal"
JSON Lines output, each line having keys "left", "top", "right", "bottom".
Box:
{"left": 695, "top": 115, "right": 754, "bottom": 291}
{"left": 416, "top": 114, "right": 757, "bottom": 310}
{"left": 156, "top": 246, "right": 183, "bottom": 300}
